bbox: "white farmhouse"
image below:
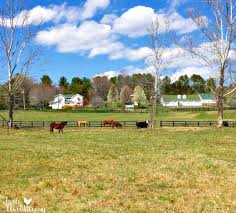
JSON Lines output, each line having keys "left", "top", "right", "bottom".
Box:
{"left": 161, "top": 94, "right": 216, "bottom": 107}
{"left": 49, "top": 94, "right": 83, "bottom": 109}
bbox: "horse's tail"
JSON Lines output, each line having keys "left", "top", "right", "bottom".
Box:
{"left": 50, "top": 122, "right": 54, "bottom": 133}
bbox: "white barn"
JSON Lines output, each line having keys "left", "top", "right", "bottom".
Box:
{"left": 49, "top": 94, "right": 83, "bottom": 109}
{"left": 161, "top": 94, "right": 216, "bottom": 107}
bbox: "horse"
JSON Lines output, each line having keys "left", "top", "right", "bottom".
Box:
{"left": 78, "top": 120, "right": 89, "bottom": 127}
{"left": 103, "top": 120, "right": 114, "bottom": 127}
{"left": 50, "top": 122, "right": 67, "bottom": 134}
{"left": 136, "top": 120, "right": 149, "bottom": 128}
{"left": 112, "top": 121, "right": 122, "bottom": 128}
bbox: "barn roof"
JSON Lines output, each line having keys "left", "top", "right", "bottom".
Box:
{"left": 199, "top": 93, "right": 215, "bottom": 100}
{"left": 162, "top": 95, "right": 200, "bottom": 102}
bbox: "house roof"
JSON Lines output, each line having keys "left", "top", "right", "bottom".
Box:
{"left": 57, "top": 94, "right": 83, "bottom": 98}
{"left": 162, "top": 95, "right": 200, "bottom": 102}
{"left": 199, "top": 93, "right": 215, "bottom": 100}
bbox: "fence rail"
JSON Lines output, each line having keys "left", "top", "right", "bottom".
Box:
{"left": 0, "top": 120, "right": 138, "bottom": 128}
{"left": 1, "top": 120, "right": 236, "bottom": 128}
{"left": 160, "top": 120, "right": 236, "bottom": 127}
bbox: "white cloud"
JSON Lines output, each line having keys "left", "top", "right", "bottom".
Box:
{"left": 5, "top": 0, "right": 110, "bottom": 26}
{"left": 97, "top": 65, "right": 150, "bottom": 78}
{"left": 81, "top": 0, "right": 110, "bottom": 20}
{"left": 97, "top": 65, "right": 213, "bottom": 82}
{"left": 26, "top": 4, "right": 79, "bottom": 25}
{"left": 113, "top": 6, "right": 156, "bottom": 37}
{"left": 109, "top": 47, "right": 152, "bottom": 61}
{"left": 170, "top": 66, "right": 212, "bottom": 82}
{"left": 36, "top": 19, "right": 152, "bottom": 61}
{"left": 35, "top": 21, "right": 112, "bottom": 53}
{"left": 112, "top": 6, "right": 198, "bottom": 37}
{"left": 100, "top": 14, "right": 118, "bottom": 25}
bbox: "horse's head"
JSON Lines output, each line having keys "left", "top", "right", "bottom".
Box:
{"left": 64, "top": 121, "right": 68, "bottom": 127}
{"left": 146, "top": 120, "right": 149, "bottom": 124}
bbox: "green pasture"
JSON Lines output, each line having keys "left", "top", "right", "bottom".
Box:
{"left": 0, "top": 128, "right": 235, "bottom": 212}
{"left": 0, "top": 110, "right": 236, "bottom": 122}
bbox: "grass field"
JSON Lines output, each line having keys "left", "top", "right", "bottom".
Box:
{"left": 0, "top": 127, "right": 236, "bottom": 212}
{"left": 0, "top": 110, "right": 236, "bottom": 122}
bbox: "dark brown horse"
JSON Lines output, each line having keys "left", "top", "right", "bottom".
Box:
{"left": 103, "top": 120, "right": 114, "bottom": 126}
{"left": 50, "top": 122, "right": 67, "bottom": 134}
{"left": 112, "top": 121, "right": 122, "bottom": 128}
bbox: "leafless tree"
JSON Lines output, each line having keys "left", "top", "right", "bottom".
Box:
{"left": 120, "top": 85, "right": 132, "bottom": 109}
{"left": 29, "top": 84, "right": 57, "bottom": 110}
{"left": 182, "top": 0, "right": 236, "bottom": 127}
{"left": 92, "top": 76, "right": 111, "bottom": 101}
{"left": 148, "top": 18, "right": 173, "bottom": 128}
{"left": 0, "top": 0, "right": 39, "bottom": 127}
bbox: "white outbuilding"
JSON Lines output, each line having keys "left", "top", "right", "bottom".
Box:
{"left": 49, "top": 94, "right": 83, "bottom": 109}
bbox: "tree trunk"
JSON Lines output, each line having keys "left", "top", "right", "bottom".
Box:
{"left": 150, "top": 76, "right": 159, "bottom": 128}
{"left": 8, "top": 94, "right": 14, "bottom": 128}
{"left": 217, "top": 68, "right": 224, "bottom": 127}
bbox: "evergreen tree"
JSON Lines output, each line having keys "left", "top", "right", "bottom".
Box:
{"left": 162, "top": 76, "right": 172, "bottom": 94}
{"left": 41, "top": 75, "right": 53, "bottom": 86}
{"left": 59, "top": 76, "right": 69, "bottom": 90}
{"left": 190, "top": 74, "right": 205, "bottom": 93}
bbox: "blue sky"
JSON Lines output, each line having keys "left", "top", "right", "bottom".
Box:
{"left": 12, "top": 0, "right": 234, "bottom": 84}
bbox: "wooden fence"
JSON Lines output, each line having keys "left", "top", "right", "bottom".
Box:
{"left": 160, "top": 120, "right": 236, "bottom": 127}
{"left": 0, "top": 120, "right": 138, "bottom": 128}
{"left": 1, "top": 120, "right": 236, "bottom": 128}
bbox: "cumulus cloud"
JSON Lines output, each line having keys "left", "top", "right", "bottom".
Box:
{"left": 6, "top": 0, "right": 110, "bottom": 26}
{"left": 97, "top": 65, "right": 153, "bottom": 78}
{"left": 112, "top": 6, "right": 199, "bottom": 37}
{"left": 169, "top": 66, "right": 212, "bottom": 82}
{"left": 35, "top": 21, "right": 112, "bottom": 53}
{"left": 100, "top": 14, "right": 118, "bottom": 25}
{"left": 97, "top": 64, "right": 213, "bottom": 82}
{"left": 81, "top": 0, "right": 110, "bottom": 20}
{"left": 36, "top": 18, "right": 152, "bottom": 61}
{"left": 113, "top": 6, "right": 156, "bottom": 37}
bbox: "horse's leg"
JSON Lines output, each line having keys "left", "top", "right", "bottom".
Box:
{"left": 58, "top": 129, "right": 60, "bottom": 134}
{"left": 62, "top": 129, "right": 63, "bottom": 134}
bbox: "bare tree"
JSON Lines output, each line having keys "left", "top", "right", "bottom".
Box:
{"left": 92, "top": 76, "right": 111, "bottom": 101}
{"left": 120, "top": 85, "right": 132, "bottom": 109}
{"left": 29, "top": 84, "right": 57, "bottom": 110}
{"left": 0, "top": 0, "right": 39, "bottom": 127}
{"left": 182, "top": 0, "right": 236, "bottom": 127}
{"left": 148, "top": 18, "right": 173, "bottom": 128}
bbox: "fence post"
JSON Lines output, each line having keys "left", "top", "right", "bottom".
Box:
{"left": 160, "top": 121, "right": 162, "bottom": 127}
{"left": 198, "top": 121, "right": 200, "bottom": 127}
{"left": 42, "top": 121, "right": 44, "bottom": 127}
{"left": 31, "top": 121, "right": 33, "bottom": 128}
{"left": 173, "top": 121, "right": 174, "bottom": 127}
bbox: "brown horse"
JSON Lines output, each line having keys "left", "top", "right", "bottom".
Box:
{"left": 78, "top": 120, "right": 89, "bottom": 127}
{"left": 103, "top": 120, "right": 114, "bottom": 126}
{"left": 112, "top": 121, "right": 122, "bottom": 128}
{"left": 50, "top": 122, "right": 67, "bottom": 134}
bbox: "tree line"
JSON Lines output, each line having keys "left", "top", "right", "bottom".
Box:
{"left": 2, "top": 72, "right": 235, "bottom": 111}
